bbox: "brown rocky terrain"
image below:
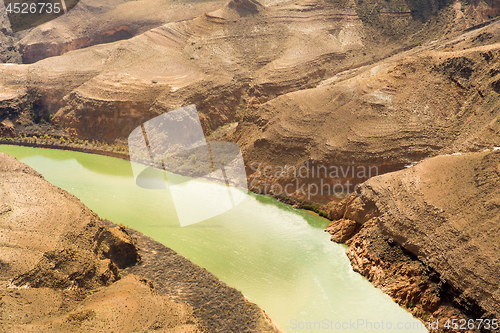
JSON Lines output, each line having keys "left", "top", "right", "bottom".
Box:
{"left": 1, "top": 0, "right": 497, "bottom": 146}
{"left": 325, "top": 150, "right": 500, "bottom": 331}
{"left": 0, "top": 0, "right": 500, "bottom": 330}
{"left": 15, "top": 0, "right": 227, "bottom": 64}
{"left": 0, "top": 152, "right": 279, "bottom": 332}
{"left": 0, "top": 0, "right": 225, "bottom": 64}
{"left": 231, "top": 18, "right": 500, "bottom": 203}
{"left": 0, "top": 1, "right": 22, "bottom": 63}
{"left": 0, "top": 0, "right": 498, "bottom": 202}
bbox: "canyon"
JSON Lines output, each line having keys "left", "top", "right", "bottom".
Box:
{"left": 1, "top": 0, "right": 500, "bottom": 330}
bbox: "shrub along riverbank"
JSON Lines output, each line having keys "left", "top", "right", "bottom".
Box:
{"left": 0, "top": 135, "right": 130, "bottom": 160}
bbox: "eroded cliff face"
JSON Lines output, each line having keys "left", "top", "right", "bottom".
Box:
{"left": 0, "top": 0, "right": 497, "bottom": 205}
{"left": 0, "top": 0, "right": 498, "bottom": 169}
{"left": 231, "top": 19, "right": 500, "bottom": 203}
{"left": 2, "top": 0, "right": 493, "bottom": 144}
{"left": 0, "top": 0, "right": 226, "bottom": 64}
{"left": 44, "top": 0, "right": 387, "bottom": 139}
{"left": 325, "top": 150, "right": 500, "bottom": 329}
{"left": 0, "top": 152, "right": 189, "bottom": 331}
{"left": 0, "top": 153, "right": 280, "bottom": 332}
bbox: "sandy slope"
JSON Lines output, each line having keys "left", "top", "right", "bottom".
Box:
{"left": 0, "top": 0, "right": 498, "bottom": 204}
{"left": 0, "top": 0, "right": 499, "bottom": 329}
{"left": 0, "top": 0, "right": 225, "bottom": 64}
{"left": 1, "top": 0, "right": 481, "bottom": 142}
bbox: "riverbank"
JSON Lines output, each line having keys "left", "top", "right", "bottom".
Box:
{"left": 0, "top": 138, "right": 130, "bottom": 161}
{"left": 108, "top": 220, "right": 281, "bottom": 332}
{"left": 3, "top": 141, "right": 493, "bottom": 331}
{"left": 0, "top": 140, "right": 335, "bottom": 217}
{"left": 0, "top": 152, "right": 281, "bottom": 333}
{"left": 325, "top": 151, "right": 500, "bottom": 332}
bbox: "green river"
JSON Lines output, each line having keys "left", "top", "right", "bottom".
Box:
{"left": 0, "top": 145, "right": 428, "bottom": 333}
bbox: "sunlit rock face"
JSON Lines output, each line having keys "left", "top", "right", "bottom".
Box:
{"left": 326, "top": 150, "right": 500, "bottom": 321}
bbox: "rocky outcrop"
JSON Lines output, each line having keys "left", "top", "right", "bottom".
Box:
{"left": 119, "top": 224, "right": 281, "bottom": 333}
{"left": 0, "top": 33, "right": 21, "bottom": 64}
{"left": 325, "top": 150, "right": 500, "bottom": 328}
{"left": 19, "top": 37, "right": 96, "bottom": 65}
{"left": 96, "top": 225, "right": 139, "bottom": 269}
{"left": 325, "top": 218, "right": 358, "bottom": 243}
{"left": 0, "top": 120, "right": 15, "bottom": 138}
{"left": 3, "top": 272, "right": 203, "bottom": 332}
{"left": 0, "top": 0, "right": 230, "bottom": 64}
{"left": 0, "top": 0, "right": 499, "bottom": 206}
{"left": 0, "top": 1, "right": 21, "bottom": 63}
{"left": 13, "top": 0, "right": 224, "bottom": 64}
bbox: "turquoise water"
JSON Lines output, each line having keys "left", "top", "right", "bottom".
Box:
{"left": 0, "top": 145, "right": 428, "bottom": 333}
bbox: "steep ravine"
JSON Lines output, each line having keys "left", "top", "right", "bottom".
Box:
{"left": 231, "top": 18, "right": 500, "bottom": 204}
{"left": 0, "top": 0, "right": 500, "bottom": 330}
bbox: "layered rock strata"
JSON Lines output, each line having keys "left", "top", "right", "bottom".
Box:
{"left": 325, "top": 150, "right": 500, "bottom": 329}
